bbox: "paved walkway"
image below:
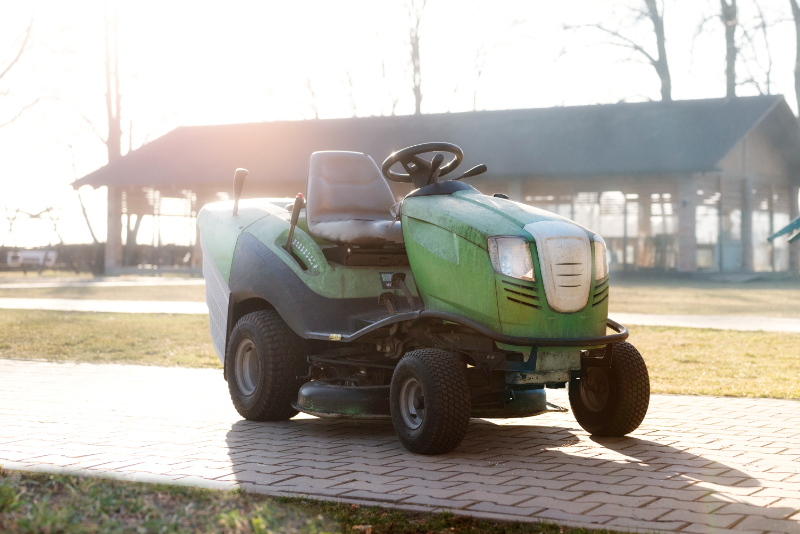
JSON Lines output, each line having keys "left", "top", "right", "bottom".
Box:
{"left": 1, "top": 360, "right": 797, "bottom": 534}
{"left": 612, "top": 313, "right": 800, "bottom": 334}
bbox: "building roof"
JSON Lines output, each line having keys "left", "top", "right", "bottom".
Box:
{"left": 73, "top": 95, "right": 800, "bottom": 190}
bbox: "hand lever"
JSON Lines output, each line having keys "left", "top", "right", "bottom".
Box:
{"left": 453, "top": 164, "right": 487, "bottom": 181}
{"left": 232, "top": 168, "right": 249, "bottom": 216}
{"left": 427, "top": 153, "right": 445, "bottom": 185}
{"left": 285, "top": 193, "right": 304, "bottom": 253}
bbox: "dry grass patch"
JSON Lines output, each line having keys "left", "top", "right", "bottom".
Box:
{"left": 610, "top": 278, "right": 800, "bottom": 317}
{"left": 0, "top": 309, "right": 219, "bottom": 368}
{"left": 632, "top": 325, "right": 800, "bottom": 399}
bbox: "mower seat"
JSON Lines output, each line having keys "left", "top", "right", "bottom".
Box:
{"left": 306, "top": 151, "right": 403, "bottom": 245}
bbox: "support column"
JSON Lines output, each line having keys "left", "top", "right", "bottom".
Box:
{"left": 104, "top": 185, "right": 123, "bottom": 273}
{"left": 741, "top": 178, "right": 754, "bottom": 272}
{"left": 191, "top": 191, "right": 205, "bottom": 270}
{"left": 637, "top": 199, "right": 651, "bottom": 267}
{"left": 677, "top": 176, "right": 698, "bottom": 272}
{"left": 791, "top": 184, "right": 800, "bottom": 273}
{"left": 506, "top": 178, "right": 523, "bottom": 202}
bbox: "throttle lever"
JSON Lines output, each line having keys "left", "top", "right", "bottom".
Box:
{"left": 285, "top": 193, "right": 304, "bottom": 253}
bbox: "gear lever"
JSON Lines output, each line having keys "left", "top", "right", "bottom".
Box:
{"left": 427, "top": 153, "right": 445, "bottom": 185}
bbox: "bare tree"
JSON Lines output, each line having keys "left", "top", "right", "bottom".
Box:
{"left": 0, "top": 17, "right": 41, "bottom": 129}
{"left": 80, "top": 1, "right": 123, "bottom": 163}
{"left": 304, "top": 76, "right": 319, "bottom": 119}
{"left": 381, "top": 57, "right": 401, "bottom": 115}
{"left": 721, "top": 0, "right": 738, "bottom": 97}
{"left": 736, "top": 0, "right": 774, "bottom": 95}
{"left": 344, "top": 70, "right": 358, "bottom": 117}
{"left": 791, "top": 0, "right": 800, "bottom": 112}
{"left": 697, "top": 0, "right": 739, "bottom": 97}
{"left": 566, "top": 0, "right": 672, "bottom": 101}
{"left": 407, "top": 0, "right": 426, "bottom": 114}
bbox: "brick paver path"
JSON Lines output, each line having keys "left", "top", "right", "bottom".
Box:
{"left": 1, "top": 359, "right": 797, "bottom": 534}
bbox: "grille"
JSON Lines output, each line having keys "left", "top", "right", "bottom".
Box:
{"left": 502, "top": 279, "right": 541, "bottom": 310}
{"left": 593, "top": 278, "right": 609, "bottom": 307}
{"left": 524, "top": 221, "right": 592, "bottom": 313}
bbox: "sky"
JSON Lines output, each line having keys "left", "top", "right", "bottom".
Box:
{"left": 0, "top": 0, "right": 797, "bottom": 248}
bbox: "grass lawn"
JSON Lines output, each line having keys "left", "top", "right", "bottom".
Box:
{"left": 1, "top": 310, "right": 798, "bottom": 399}
{"left": 0, "top": 469, "right": 609, "bottom": 534}
{"left": 610, "top": 277, "right": 800, "bottom": 317}
{"left": 0, "top": 309, "right": 219, "bottom": 369}
{"left": 629, "top": 325, "right": 800, "bottom": 399}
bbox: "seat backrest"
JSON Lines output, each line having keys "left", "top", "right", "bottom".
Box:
{"left": 306, "top": 151, "right": 396, "bottom": 225}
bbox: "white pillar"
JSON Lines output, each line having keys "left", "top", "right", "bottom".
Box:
{"left": 677, "top": 176, "right": 698, "bottom": 272}
{"left": 105, "top": 186, "right": 123, "bottom": 272}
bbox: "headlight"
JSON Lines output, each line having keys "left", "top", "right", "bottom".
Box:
{"left": 593, "top": 235, "right": 609, "bottom": 280}
{"left": 488, "top": 236, "right": 535, "bottom": 281}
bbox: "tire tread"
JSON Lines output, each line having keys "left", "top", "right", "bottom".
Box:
{"left": 226, "top": 310, "right": 308, "bottom": 421}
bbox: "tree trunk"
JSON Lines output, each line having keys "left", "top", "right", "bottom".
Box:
{"left": 644, "top": 0, "right": 671, "bottom": 101}
{"left": 104, "top": 0, "right": 122, "bottom": 163}
{"left": 123, "top": 213, "right": 142, "bottom": 266}
{"left": 408, "top": 0, "right": 425, "bottom": 115}
{"left": 722, "top": 0, "right": 738, "bottom": 98}
{"left": 791, "top": 0, "right": 800, "bottom": 114}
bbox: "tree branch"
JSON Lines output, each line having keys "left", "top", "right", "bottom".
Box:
{"left": 0, "top": 97, "right": 41, "bottom": 129}
{"left": 564, "top": 23, "right": 658, "bottom": 67}
{"left": 78, "top": 109, "right": 107, "bottom": 144}
{"left": 0, "top": 17, "right": 33, "bottom": 82}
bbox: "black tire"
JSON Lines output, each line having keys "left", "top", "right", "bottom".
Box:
{"left": 390, "top": 349, "right": 471, "bottom": 455}
{"left": 569, "top": 341, "right": 650, "bottom": 437}
{"left": 225, "top": 310, "right": 309, "bottom": 421}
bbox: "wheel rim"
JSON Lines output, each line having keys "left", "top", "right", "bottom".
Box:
{"left": 235, "top": 339, "right": 259, "bottom": 396}
{"left": 399, "top": 377, "right": 425, "bottom": 429}
{"left": 580, "top": 367, "right": 610, "bottom": 412}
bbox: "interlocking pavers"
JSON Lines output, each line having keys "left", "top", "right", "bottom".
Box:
{"left": 1, "top": 359, "right": 799, "bottom": 534}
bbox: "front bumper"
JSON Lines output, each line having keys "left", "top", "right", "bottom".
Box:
{"left": 308, "top": 308, "right": 628, "bottom": 349}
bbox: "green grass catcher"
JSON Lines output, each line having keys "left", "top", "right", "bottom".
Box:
{"left": 198, "top": 142, "right": 649, "bottom": 455}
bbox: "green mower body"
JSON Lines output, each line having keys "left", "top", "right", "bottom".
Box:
{"left": 199, "top": 143, "right": 648, "bottom": 455}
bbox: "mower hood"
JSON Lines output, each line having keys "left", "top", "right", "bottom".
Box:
{"left": 402, "top": 189, "right": 595, "bottom": 250}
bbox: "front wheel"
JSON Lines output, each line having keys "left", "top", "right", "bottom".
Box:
{"left": 390, "top": 349, "right": 471, "bottom": 455}
{"left": 569, "top": 341, "right": 650, "bottom": 437}
{"left": 225, "top": 310, "right": 309, "bottom": 421}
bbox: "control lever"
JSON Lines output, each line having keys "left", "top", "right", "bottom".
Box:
{"left": 231, "top": 168, "right": 249, "bottom": 216}
{"left": 390, "top": 272, "right": 417, "bottom": 311}
{"left": 379, "top": 292, "right": 397, "bottom": 315}
{"left": 285, "top": 193, "right": 304, "bottom": 253}
{"left": 453, "top": 164, "right": 488, "bottom": 181}
{"left": 427, "top": 153, "right": 445, "bottom": 185}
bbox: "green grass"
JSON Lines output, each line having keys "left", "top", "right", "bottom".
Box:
{"left": 0, "top": 309, "right": 220, "bottom": 368}
{"left": 2, "top": 310, "right": 798, "bottom": 399}
{"left": 630, "top": 325, "right": 800, "bottom": 399}
{"left": 0, "top": 469, "right": 613, "bottom": 534}
{"left": 610, "top": 277, "right": 800, "bottom": 317}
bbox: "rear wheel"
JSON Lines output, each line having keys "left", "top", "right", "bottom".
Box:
{"left": 225, "top": 310, "right": 309, "bottom": 421}
{"left": 569, "top": 341, "right": 649, "bottom": 436}
{"left": 390, "top": 349, "right": 471, "bottom": 455}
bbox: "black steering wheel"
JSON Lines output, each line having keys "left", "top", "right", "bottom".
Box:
{"left": 381, "top": 142, "right": 464, "bottom": 189}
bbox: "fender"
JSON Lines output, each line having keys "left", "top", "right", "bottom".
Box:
{"left": 227, "top": 232, "right": 389, "bottom": 342}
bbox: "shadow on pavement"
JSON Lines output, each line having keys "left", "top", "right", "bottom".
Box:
{"left": 222, "top": 412, "right": 771, "bottom": 515}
